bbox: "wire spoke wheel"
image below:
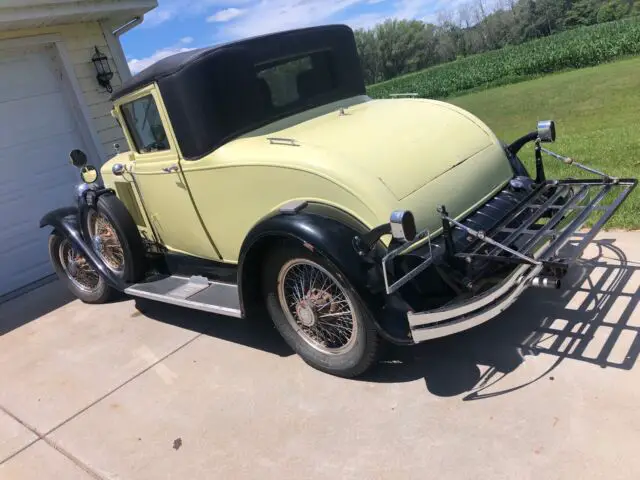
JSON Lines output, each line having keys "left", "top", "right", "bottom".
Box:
{"left": 277, "top": 259, "right": 358, "bottom": 355}
{"left": 87, "top": 210, "right": 125, "bottom": 273}
{"left": 58, "top": 238, "right": 100, "bottom": 293}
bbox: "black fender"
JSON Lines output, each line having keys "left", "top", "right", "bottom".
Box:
{"left": 39, "top": 206, "right": 126, "bottom": 291}
{"left": 237, "top": 203, "right": 413, "bottom": 344}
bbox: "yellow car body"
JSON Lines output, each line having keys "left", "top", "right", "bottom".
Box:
{"left": 102, "top": 92, "right": 513, "bottom": 263}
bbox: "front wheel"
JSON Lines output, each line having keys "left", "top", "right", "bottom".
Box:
{"left": 49, "top": 233, "right": 115, "bottom": 303}
{"left": 80, "top": 193, "right": 145, "bottom": 283}
{"left": 262, "top": 245, "right": 380, "bottom": 378}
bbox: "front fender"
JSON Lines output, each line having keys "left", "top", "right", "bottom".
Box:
{"left": 237, "top": 204, "right": 412, "bottom": 344}
{"left": 39, "top": 206, "right": 78, "bottom": 229}
{"left": 39, "top": 206, "right": 126, "bottom": 291}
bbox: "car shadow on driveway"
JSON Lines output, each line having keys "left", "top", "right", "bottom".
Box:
{"left": 0, "top": 280, "right": 131, "bottom": 336}
{"left": 0, "top": 279, "right": 76, "bottom": 335}
{"left": 133, "top": 299, "right": 294, "bottom": 358}
{"left": 365, "top": 238, "right": 640, "bottom": 399}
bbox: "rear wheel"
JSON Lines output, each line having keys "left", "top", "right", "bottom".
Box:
{"left": 262, "top": 245, "right": 380, "bottom": 378}
{"left": 49, "top": 233, "right": 114, "bottom": 303}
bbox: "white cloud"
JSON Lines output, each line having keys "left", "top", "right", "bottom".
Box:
{"left": 390, "top": 0, "right": 463, "bottom": 22}
{"left": 348, "top": 12, "right": 388, "bottom": 30}
{"left": 143, "top": 8, "right": 174, "bottom": 27}
{"left": 140, "top": 0, "right": 478, "bottom": 33}
{"left": 207, "top": 7, "right": 246, "bottom": 22}
{"left": 180, "top": 36, "right": 194, "bottom": 44}
{"left": 217, "top": 0, "right": 364, "bottom": 38}
{"left": 128, "top": 45, "right": 196, "bottom": 74}
{"left": 142, "top": 0, "right": 252, "bottom": 27}
{"left": 212, "top": 0, "right": 471, "bottom": 40}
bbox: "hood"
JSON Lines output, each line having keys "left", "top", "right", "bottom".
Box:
{"left": 266, "top": 98, "right": 500, "bottom": 200}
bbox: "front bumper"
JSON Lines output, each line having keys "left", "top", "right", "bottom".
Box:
{"left": 401, "top": 177, "right": 636, "bottom": 343}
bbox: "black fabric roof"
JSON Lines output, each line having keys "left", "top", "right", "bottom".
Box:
{"left": 111, "top": 24, "right": 366, "bottom": 160}
{"left": 112, "top": 24, "right": 361, "bottom": 101}
{"left": 112, "top": 47, "right": 210, "bottom": 100}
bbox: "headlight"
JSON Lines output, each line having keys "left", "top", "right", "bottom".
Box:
{"left": 537, "top": 120, "right": 556, "bottom": 143}
{"left": 390, "top": 210, "right": 416, "bottom": 242}
{"left": 75, "top": 182, "right": 91, "bottom": 203}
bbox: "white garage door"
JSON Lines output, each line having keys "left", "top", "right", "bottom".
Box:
{"left": 0, "top": 45, "right": 88, "bottom": 298}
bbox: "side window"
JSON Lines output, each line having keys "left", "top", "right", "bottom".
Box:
{"left": 121, "top": 95, "right": 170, "bottom": 154}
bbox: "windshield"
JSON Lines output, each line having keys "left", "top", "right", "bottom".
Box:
{"left": 121, "top": 94, "right": 170, "bottom": 154}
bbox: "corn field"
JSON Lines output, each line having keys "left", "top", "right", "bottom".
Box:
{"left": 367, "top": 18, "right": 640, "bottom": 100}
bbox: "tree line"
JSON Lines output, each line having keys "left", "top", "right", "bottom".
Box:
{"left": 355, "top": 0, "right": 640, "bottom": 85}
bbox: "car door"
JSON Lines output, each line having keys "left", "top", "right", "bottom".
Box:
{"left": 118, "top": 86, "right": 220, "bottom": 260}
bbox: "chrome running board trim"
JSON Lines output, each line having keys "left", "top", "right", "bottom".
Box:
{"left": 125, "top": 275, "right": 242, "bottom": 318}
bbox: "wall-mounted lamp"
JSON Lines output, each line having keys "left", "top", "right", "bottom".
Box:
{"left": 92, "top": 46, "right": 114, "bottom": 93}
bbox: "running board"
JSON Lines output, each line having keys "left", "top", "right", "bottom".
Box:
{"left": 125, "top": 275, "right": 242, "bottom": 318}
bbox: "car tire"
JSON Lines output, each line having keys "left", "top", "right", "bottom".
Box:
{"left": 262, "top": 244, "right": 380, "bottom": 378}
{"left": 80, "top": 193, "right": 146, "bottom": 283}
{"left": 49, "top": 233, "right": 115, "bottom": 304}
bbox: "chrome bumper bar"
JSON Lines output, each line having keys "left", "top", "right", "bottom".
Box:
{"left": 403, "top": 177, "right": 636, "bottom": 343}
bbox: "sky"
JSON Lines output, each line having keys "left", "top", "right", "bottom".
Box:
{"left": 122, "top": 0, "right": 467, "bottom": 74}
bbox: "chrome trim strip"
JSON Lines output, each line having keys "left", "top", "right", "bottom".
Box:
{"left": 407, "top": 264, "right": 531, "bottom": 328}
{"left": 410, "top": 265, "right": 543, "bottom": 342}
{"left": 267, "top": 137, "right": 299, "bottom": 146}
{"left": 125, "top": 280, "right": 242, "bottom": 318}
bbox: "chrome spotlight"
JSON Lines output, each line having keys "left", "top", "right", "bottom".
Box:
{"left": 537, "top": 120, "right": 556, "bottom": 143}
{"left": 390, "top": 210, "right": 416, "bottom": 242}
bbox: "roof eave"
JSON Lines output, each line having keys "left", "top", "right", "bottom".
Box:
{"left": 0, "top": 1, "right": 158, "bottom": 32}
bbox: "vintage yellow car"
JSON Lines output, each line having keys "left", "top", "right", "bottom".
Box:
{"left": 41, "top": 25, "right": 636, "bottom": 377}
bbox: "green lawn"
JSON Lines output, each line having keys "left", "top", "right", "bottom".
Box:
{"left": 448, "top": 56, "right": 640, "bottom": 230}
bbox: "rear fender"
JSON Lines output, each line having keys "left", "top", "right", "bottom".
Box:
{"left": 39, "top": 206, "right": 126, "bottom": 291}
{"left": 238, "top": 204, "right": 412, "bottom": 344}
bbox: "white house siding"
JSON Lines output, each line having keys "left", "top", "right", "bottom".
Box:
{"left": 0, "top": 22, "right": 128, "bottom": 162}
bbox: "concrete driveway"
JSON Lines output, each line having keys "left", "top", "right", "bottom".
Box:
{"left": 0, "top": 232, "right": 639, "bottom": 480}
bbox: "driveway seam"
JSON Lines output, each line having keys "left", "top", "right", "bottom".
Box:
{"left": 0, "top": 405, "right": 103, "bottom": 479}
{"left": 0, "top": 404, "right": 40, "bottom": 464}
{"left": 0, "top": 331, "right": 203, "bottom": 478}
{"left": 44, "top": 331, "right": 204, "bottom": 437}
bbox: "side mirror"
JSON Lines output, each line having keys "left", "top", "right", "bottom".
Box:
{"left": 69, "top": 149, "right": 87, "bottom": 167}
{"left": 80, "top": 165, "right": 98, "bottom": 184}
{"left": 537, "top": 120, "right": 556, "bottom": 143}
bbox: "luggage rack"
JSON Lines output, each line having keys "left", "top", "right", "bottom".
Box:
{"left": 403, "top": 175, "right": 635, "bottom": 342}
{"left": 382, "top": 177, "right": 636, "bottom": 295}
{"left": 446, "top": 178, "right": 636, "bottom": 268}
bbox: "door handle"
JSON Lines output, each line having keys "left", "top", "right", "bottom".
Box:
{"left": 162, "top": 164, "right": 179, "bottom": 173}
